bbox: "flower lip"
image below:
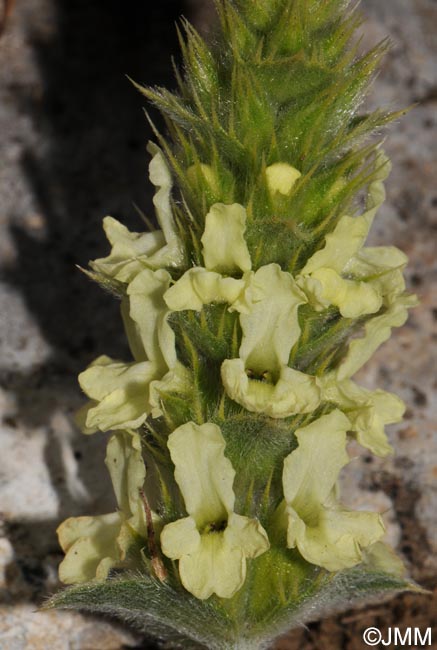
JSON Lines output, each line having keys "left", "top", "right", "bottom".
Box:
{"left": 222, "top": 359, "right": 320, "bottom": 419}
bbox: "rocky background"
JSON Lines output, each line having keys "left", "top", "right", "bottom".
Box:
{"left": 0, "top": 0, "right": 435, "bottom": 648}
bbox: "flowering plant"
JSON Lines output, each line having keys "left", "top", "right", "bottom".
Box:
{"left": 47, "top": 1, "right": 419, "bottom": 648}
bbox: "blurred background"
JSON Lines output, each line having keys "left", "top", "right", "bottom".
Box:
{"left": 0, "top": 1, "right": 435, "bottom": 648}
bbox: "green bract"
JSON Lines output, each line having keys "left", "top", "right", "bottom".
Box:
{"left": 50, "top": 2, "right": 419, "bottom": 648}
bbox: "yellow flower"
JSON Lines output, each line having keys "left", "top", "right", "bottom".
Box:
{"left": 297, "top": 152, "right": 401, "bottom": 318}
{"left": 58, "top": 432, "right": 151, "bottom": 584}
{"left": 164, "top": 202, "right": 251, "bottom": 312}
{"left": 90, "top": 144, "right": 184, "bottom": 284}
{"left": 201, "top": 202, "right": 252, "bottom": 274}
{"left": 160, "top": 422, "right": 269, "bottom": 599}
{"left": 280, "top": 410, "right": 385, "bottom": 571}
{"left": 319, "top": 373, "right": 405, "bottom": 456}
{"left": 77, "top": 268, "right": 190, "bottom": 433}
{"left": 221, "top": 264, "right": 320, "bottom": 417}
{"left": 337, "top": 291, "right": 418, "bottom": 380}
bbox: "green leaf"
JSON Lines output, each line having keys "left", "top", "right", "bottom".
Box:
{"left": 44, "top": 575, "right": 222, "bottom": 649}
{"left": 45, "top": 564, "right": 415, "bottom": 650}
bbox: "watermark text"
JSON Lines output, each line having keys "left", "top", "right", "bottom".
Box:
{"left": 363, "top": 626, "right": 432, "bottom": 646}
